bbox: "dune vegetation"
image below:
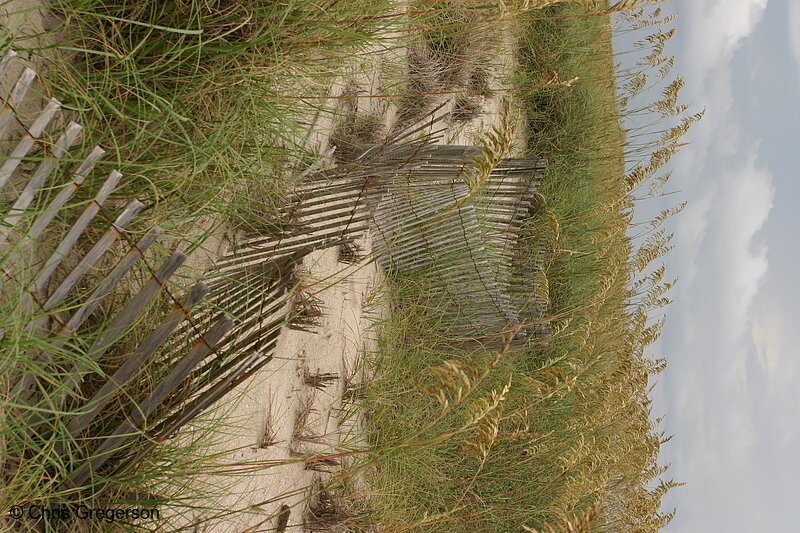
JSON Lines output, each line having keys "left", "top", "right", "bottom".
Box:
{"left": 0, "top": 1, "right": 698, "bottom": 531}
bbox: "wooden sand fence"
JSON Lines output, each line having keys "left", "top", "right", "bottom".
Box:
{"left": 223, "top": 137, "right": 552, "bottom": 346}
{"left": 0, "top": 49, "right": 551, "bottom": 516}
{"left": 0, "top": 50, "right": 300, "bottom": 503}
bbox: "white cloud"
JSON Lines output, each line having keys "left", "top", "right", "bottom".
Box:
{"left": 670, "top": 1, "right": 769, "bottom": 175}
{"left": 711, "top": 151, "right": 773, "bottom": 325}
{"left": 660, "top": 145, "right": 774, "bottom": 532}
{"left": 653, "top": 2, "right": 779, "bottom": 531}
{"left": 684, "top": 0, "right": 769, "bottom": 78}
{"left": 670, "top": 138, "right": 774, "bottom": 363}
{"left": 789, "top": 2, "right": 800, "bottom": 74}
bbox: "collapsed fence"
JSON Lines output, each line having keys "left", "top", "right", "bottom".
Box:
{"left": 0, "top": 49, "right": 550, "bottom": 520}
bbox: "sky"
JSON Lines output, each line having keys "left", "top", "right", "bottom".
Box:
{"left": 618, "top": 0, "right": 800, "bottom": 531}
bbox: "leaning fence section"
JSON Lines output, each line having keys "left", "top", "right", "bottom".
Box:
{"left": 360, "top": 144, "right": 549, "bottom": 343}
{"left": 0, "top": 50, "right": 295, "bottom": 500}
{"left": 210, "top": 138, "right": 552, "bottom": 346}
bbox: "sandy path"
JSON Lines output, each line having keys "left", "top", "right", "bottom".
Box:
{"left": 170, "top": 234, "right": 384, "bottom": 532}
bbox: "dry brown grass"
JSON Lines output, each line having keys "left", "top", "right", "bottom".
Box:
{"left": 522, "top": 504, "right": 600, "bottom": 533}
{"left": 393, "top": 4, "right": 501, "bottom": 131}
{"left": 304, "top": 368, "right": 340, "bottom": 390}
{"left": 338, "top": 241, "right": 364, "bottom": 264}
{"left": 289, "top": 291, "right": 326, "bottom": 332}
{"left": 305, "top": 484, "right": 354, "bottom": 531}
{"left": 331, "top": 112, "right": 384, "bottom": 162}
{"left": 450, "top": 95, "right": 482, "bottom": 123}
{"left": 290, "top": 393, "right": 317, "bottom": 455}
{"left": 256, "top": 389, "right": 278, "bottom": 449}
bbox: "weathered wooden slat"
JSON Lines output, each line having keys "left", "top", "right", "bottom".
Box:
{"left": 61, "top": 314, "right": 235, "bottom": 490}
{"left": 202, "top": 300, "right": 286, "bottom": 358}
{"left": 376, "top": 214, "right": 482, "bottom": 264}
{"left": 30, "top": 245, "right": 184, "bottom": 416}
{"left": 371, "top": 190, "right": 466, "bottom": 251}
{"left": 9, "top": 228, "right": 163, "bottom": 398}
{"left": 221, "top": 233, "right": 367, "bottom": 273}
{"left": 22, "top": 199, "right": 147, "bottom": 346}
{"left": 0, "top": 49, "right": 18, "bottom": 79}
{"left": 291, "top": 178, "right": 367, "bottom": 203}
{"left": 288, "top": 202, "right": 369, "bottom": 230}
{"left": 178, "top": 317, "right": 285, "bottom": 402}
{"left": 279, "top": 215, "right": 370, "bottom": 243}
{"left": 167, "top": 270, "right": 290, "bottom": 361}
{"left": 478, "top": 199, "right": 533, "bottom": 213}
{"left": 291, "top": 194, "right": 366, "bottom": 221}
{"left": 72, "top": 250, "right": 187, "bottom": 364}
{"left": 373, "top": 195, "right": 475, "bottom": 249}
{"left": 24, "top": 254, "right": 196, "bottom": 435}
{"left": 0, "top": 97, "right": 61, "bottom": 190}
{"left": 197, "top": 317, "right": 282, "bottom": 383}
{"left": 497, "top": 158, "right": 548, "bottom": 171}
{"left": 238, "top": 194, "right": 365, "bottom": 241}
{"left": 0, "top": 66, "right": 36, "bottom": 139}
{"left": 206, "top": 242, "right": 319, "bottom": 285}
{"left": 62, "top": 282, "right": 210, "bottom": 442}
{"left": 200, "top": 275, "right": 288, "bottom": 323}
{"left": 213, "top": 316, "right": 283, "bottom": 368}
{"left": 20, "top": 170, "right": 123, "bottom": 307}
{"left": 209, "top": 236, "right": 356, "bottom": 290}
{"left": 386, "top": 233, "right": 486, "bottom": 271}
{"left": 175, "top": 349, "right": 271, "bottom": 424}
{"left": 0, "top": 146, "right": 106, "bottom": 275}
{"left": 430, "top": 279, "right": 507, "bottom": 310}
{"left": 340, "top": 145, "right": 548, "bottom": 339}
{"left": 401, "top": 250, "right": 489, "bottom": 277}
{"left": 288, "top": 185, "right": 368, "bottom": 216}
{"left": 38, "top": 200, "right": 144, "bottom": 315}
{"left": 373, "top": 183, "right": 464, "bottom": 218}
{"left": 107, "top": 347, "right": 272, "bottom": 490}
{"left": 214, "top": 226, "right": 368, "bottom": 271}
{"left": 0, "top": 121, "right": 83, "bottom": 246}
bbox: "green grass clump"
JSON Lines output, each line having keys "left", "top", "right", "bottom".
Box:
{"left": 16, "top": 0, "right": 398, "bottom": 232}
